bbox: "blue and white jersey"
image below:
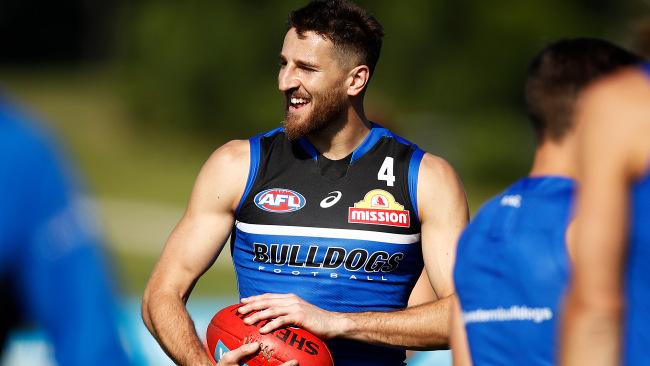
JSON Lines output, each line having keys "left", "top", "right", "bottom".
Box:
{"left": 623, "top": 62, "right": 650, "bottom": 365}
{"left": 454, "top": 177, "right": 574, "bottom": 366}
{"left": 0, "top": 96, "right": 129, "bottom": 364}
{"left": 232, "top": 123, "right": 425, "bottom": 366}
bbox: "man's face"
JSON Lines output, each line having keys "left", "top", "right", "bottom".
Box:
{"left": 278, "top": 28, "right": 350, "bottom": 140}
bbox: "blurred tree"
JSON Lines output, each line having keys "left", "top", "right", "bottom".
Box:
{"left": 118, "top": 0, "right": 645, "bottom": 198}
{"left": 120, "top": 1, "right": 304, "bottom": 140}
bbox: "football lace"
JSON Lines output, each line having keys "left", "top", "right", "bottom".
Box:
{"left": 260, "top": 344, "right": 274, "bottom": 361}
{"left": 243, "top": 336, "right": 274, "bottom": 362}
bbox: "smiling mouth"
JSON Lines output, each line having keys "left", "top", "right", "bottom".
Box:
{"left": 288, "top": 96, "right": 311, "bottom": 111}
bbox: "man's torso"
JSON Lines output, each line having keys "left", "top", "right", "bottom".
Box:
{"left": 232, "top": 124, "right": 425, "bottom": 366}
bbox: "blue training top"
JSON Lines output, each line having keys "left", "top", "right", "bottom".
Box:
{"left": 0, "top": 97, "right": 129, "bottom": 365}
{"left": 231, "top": 124, "right": 425, "bottom": 366}
{"left": 454, "top": 176, "right": 574, "bottom": 365}
{"left": 623, "top": 62, "right": 650, "bottom": 365}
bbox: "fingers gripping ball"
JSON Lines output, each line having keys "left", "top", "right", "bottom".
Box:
{"left": 207, "top": 304, "right": 334, "bottom": 366}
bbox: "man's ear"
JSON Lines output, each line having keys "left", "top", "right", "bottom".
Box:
{"left": 347, "top": 65, "right": 370, "bottom": 97}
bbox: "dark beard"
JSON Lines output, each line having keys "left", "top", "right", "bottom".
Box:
{"left": 284, "top": 88, "right": 348, "bottom": 141}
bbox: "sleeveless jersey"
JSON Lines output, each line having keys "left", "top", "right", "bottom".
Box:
{"left": 454, "top": 177, "right": 574, "bottom": 366}
{"left": 232, "top": 123, "right": 425, "bottom": 366}
{"left": 623, "top": 62, "right": 650, "bottom": 365}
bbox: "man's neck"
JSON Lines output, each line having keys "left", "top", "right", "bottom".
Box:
{"left": 307, "top": 104, "right": 371, "bottom": 160}
{"left": 529, "top": 136, "right": 577, "bottom": 179}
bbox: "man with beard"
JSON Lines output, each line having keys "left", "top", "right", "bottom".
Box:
{"left": 141, "top": 1, "right": 468, "bottom": 365}
{"left": 238, "top": 38, "right": 642, "bottom": 366}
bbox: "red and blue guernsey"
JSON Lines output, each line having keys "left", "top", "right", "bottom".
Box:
{"left": 624, "top": 62, "right": 650, "bottom": 365}
{"left": 454, "top": 177, "right": 574, "bottom": 365}
{"left": 232, "top": 123, "right": 425, "bottom": 366}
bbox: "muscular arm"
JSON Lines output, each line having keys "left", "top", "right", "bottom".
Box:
{"left": 334, "top": 295, "right": 455, "bottom": 350}
{"left": 336, "top": 154, "right": 468, "bottom": 348}
{"left": 408, "top": 269, "right": 437, "bottom": 307}
{"left": 405, "top": 269, "right": 438, "bottom": 358}
{"left": 561, "top": 70, "right": 650, "bottom": 366}
{"left": 142, "top": 140, "right": 249, "bottom": 365}
{"left": 240, "top": 154, "right": 469, "bottom": 350}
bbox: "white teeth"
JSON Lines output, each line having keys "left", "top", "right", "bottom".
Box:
{"left": 290, "top": 98, "right": 308, "bottom": 105}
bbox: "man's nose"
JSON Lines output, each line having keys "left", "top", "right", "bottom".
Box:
{"left": 278, "top": 66, "right": 300, "bottom": 92}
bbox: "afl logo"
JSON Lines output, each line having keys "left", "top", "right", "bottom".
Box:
{"left": 254, "top": 188, "right": 306, "bottom": 213}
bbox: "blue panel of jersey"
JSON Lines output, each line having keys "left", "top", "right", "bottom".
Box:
{"left": 234, "top": 226, "right": 422, "bottom": 312}
{"left": 642, "top": 61, "right": 650, "bottom": 77}
{"left": 233, "top": 125, "right": 424, "bottom": 366}
{"left": 0, "top": 97, "right": 129, "bottom": 365}
{"left": 623, "top": 63, "right": 650, "bottom": 365}
{"left": 233, "top": 224, "right": 421, "bottom": 366}
{"left": 623, "top": 162, "right": 650, "bottom": 364}
{"left": 454, "top": 177, "right": 574, "bottom": 366}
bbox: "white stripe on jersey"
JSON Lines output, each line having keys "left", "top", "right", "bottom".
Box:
{"left": 235, "top": 221, "right": 421, "bottom": 244}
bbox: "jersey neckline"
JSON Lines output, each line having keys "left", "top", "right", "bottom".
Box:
{"left": 296, "top": 122, "right": 393, "bottom": 163}
{"left": 510, "top": 175, "right": 575, "bottom": 193}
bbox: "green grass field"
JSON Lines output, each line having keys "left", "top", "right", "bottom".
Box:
{"left": 1, "top": 67, "right": 237, "bottom": 296}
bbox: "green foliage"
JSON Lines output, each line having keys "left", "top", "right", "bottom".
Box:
{"left": 119, "top": 0, "right": 644, "bottom": 189}
{"left": 120, "top": 1, "right": 304, "bottom": 141}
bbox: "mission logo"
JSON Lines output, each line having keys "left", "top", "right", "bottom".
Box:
{"left": 348, "top": 189, "right": 410, "bottom": 228}
{"left": 254, "top": 188, "right": 306, "bottom": 213}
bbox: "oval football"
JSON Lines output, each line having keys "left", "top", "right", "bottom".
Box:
{"left": 206, "top": 304, "right": 334, "bottom": 366}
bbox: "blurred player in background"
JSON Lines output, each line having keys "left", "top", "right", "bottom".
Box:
{"left": 562, "top": 56, "right": 650, "bottom": 365}
{"left": 142, "top": 0, "right": 467, "bottom": 365}
{"left": 0, "top": 94, "right": 129, "bottom": 365}
{"left": 449, "top": 38, "right": 640, "bottom": 366}
{"left": 240, "top": 38, "right": 640, "bottom": 365}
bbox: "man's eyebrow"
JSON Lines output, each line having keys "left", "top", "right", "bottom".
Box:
{"left": 296, "top": 60, "right": 319, "bottom": 69}
{"left": 278, "top": 54, "right": 319, "bottom": 69}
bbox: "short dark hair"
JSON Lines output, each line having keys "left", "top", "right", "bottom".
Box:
{"left": 288, "top": 0, "right": 384, "bottom": 74}
{"left": 525, "top": 38, "right": 641, "bottom": 142}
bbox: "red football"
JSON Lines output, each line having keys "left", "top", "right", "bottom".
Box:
{"left": 206, "top": 303, "right": 334, "bottom": 366}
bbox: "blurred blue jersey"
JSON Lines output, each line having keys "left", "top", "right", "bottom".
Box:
{"left": 0, "top": 96, "right": 129, "bottom": 365}
{"left": 454, "top": 177, "right": 574, "bottom": 365}
{"left": 623, "top": 62, "right": 650, "bottom": 365}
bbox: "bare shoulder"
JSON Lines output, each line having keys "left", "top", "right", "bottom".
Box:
{"left": 205, "top": 139, "right": 250, "bottom": 170}
{"left": 199, "top": 139, "right": 250, "bottom": 181}
{"left": 417, "top": 153, "right": 468, "bottom": 220}
{"left": 419, "top": 153, "right": 456, "bottom": 173}
{"left": 418, "top": 153, "right": 465, "bottom": 193}
{"left": 580, "top": 68, "right": 650, "bottom": 128}
{"left": 578, "top": 68, "right": 650, "bottom": 175}
{"left": 190, "top": 139, "right": 251, "bottom": 212}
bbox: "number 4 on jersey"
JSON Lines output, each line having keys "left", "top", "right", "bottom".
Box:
{"left": 378, "top": 157, "right": 395, "bottom": 186}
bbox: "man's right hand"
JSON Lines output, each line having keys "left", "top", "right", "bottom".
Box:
{"left": 238, "top": 293, "right": 349, "bottom": 339}
{"left": 216, "top": 342, "right": 298, "bottom": 366}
